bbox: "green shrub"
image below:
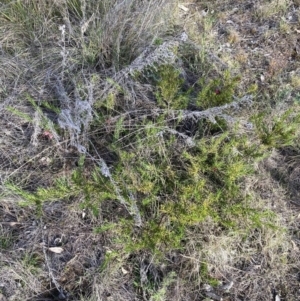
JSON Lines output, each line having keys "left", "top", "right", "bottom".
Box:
{"left": 196, "top": 70, "right": 241, "bottom": 109}
{"left": 154, "top": 65, "right": 190, "bottom": 109}
{"left": 5, "top": 114, "right": 274, "bottom": 255}
{"left": 252, "top": 108, "right": 300, "bottom": 148}
{"left": 98, "top": 123, "right": 269, "bottom": 253}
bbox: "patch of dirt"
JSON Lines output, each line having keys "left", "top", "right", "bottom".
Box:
{"left": 0, "top": 200, "right": 104, "bottom": 300}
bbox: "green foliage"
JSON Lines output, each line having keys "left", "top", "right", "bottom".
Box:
{"left": 22, "top": 252, "right": 41, "bottom": 274}
{"left": 154, "top": 38, "right": 163, "bottom": 46}
{"left": 0, "top": 235, "right": 12, "bottom": 250}
{"left": 39, "top": 100, "right": 61, "bottom": 114}
{"left": 6, "top": 155, "right": 119, "bottom": 217}
{"left": 200, "top": 262, "right": 220, "bottom": 287}
{"left": 26, "top": 95, "right": 60, "bottom": 131}
{"left": 184, "top": 132, "right": 255, "bottom": 192}
{"left": 124, "top": 220, "right": 184, "bottom": 254}
{"left": 0, "top": 0, "right": 63, "bottom": 52}
{"left": 94, "top": 222, "right": 116, "bottom": 234}
{"left": 196, "top": 117, "right": 229, "bottom": 138}
{"left": 6, "top": 107, "right": 32, "bottom": 123}
{"left": 67, "top": 0, "right": 83, "bottom": 19}
{"left": 7, "top": 94, "right": 60, "bottom": 137}
{"left": 148, "top": 272, "right": 176, "bottom": 301}
{"left": 252, "top": 108, "right": 300, "bottom": 148}
{"left": 5, "top": 110, "right": 276, "bottom": 256}
{"left": 196, "top": 70, "right": 241, "bottom": 109}
{"left": 99, "top": 249, "right": 119, "bottom": 273}
{"left": 102, "top": 123, "right": 269, "bottom": 253}
{"left": 154, "top": 65, "right": 189, "bottom": 109}
{"left": 5, "top": 177, "right": 75, "bottom": 214}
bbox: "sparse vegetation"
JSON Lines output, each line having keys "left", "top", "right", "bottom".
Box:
{"left": 1, "top": 1, "right": 300, "bottom": 301}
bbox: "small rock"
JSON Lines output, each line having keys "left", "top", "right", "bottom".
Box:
{"left": 206, "top": 292, "right": 223, "bottom": 301}
{"left": 178, "top": 4, "right": 189, "bottom": 12}
{"left": 203, "top": 283, "right": 213, "bottom": 291}
{"left": 219, "top": 281, "right": 234, "bottom": 291}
